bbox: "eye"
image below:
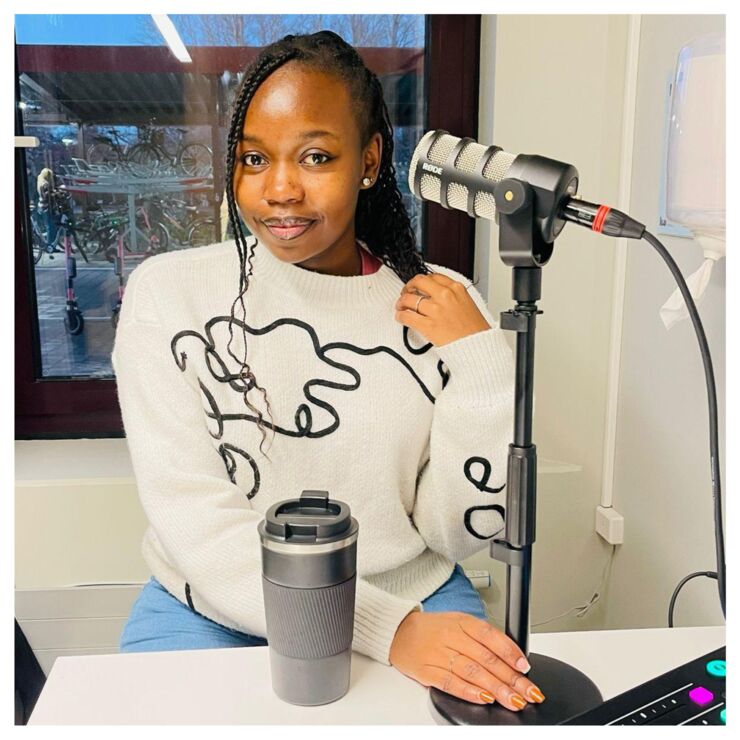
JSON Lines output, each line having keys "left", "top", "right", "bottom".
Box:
{"left": 303, "top": 152, "right": 332, "bottom": 166}
{"left": 240, "top": 152, "right": 266, "bottom": 167}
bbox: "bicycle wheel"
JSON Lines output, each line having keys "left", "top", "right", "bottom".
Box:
{"left": 87, "top": 142, "right": 119, "bottom": 170}
{"left": 187, "top": 219, "right": 216, "bottom": 248}
{"left": 126, "top": 143, "right": 161, "bottom": 178}
{"left": 147, "top": 221, "right": 170, "bottom": 253}
{"left": 31, "top": 226, "right": 44, "bottom": 264}
{"left": 178, "top": 143, "right": 212, "bottom": 177}
{"left": 124, "top": 221, "right": 170, "bottom": 254}
{"left": 29, "top": 209, "right": 45, "bottom": 264}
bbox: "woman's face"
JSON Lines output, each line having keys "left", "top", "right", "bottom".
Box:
{"left": 234, "top": 62, "right": 382, "bottom": 275}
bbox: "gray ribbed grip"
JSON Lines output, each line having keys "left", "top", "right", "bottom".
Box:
{"left": 261, "top": 575, "right": 356, "bottom": 659}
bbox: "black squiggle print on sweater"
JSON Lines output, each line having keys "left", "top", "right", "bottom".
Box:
{"left": 169, "top": 316, "right": 449, "bottom": 496}
{"left": 462, "top": 456, "right": 506, "bottom": 540}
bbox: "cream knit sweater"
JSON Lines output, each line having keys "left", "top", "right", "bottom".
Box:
{"left": 111, "top": 236, "right": 515, "bottom": 665}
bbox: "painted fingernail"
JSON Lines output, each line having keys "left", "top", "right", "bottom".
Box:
{"left": 480, "top": 690, "right": 495, "bottom": 704}
{"left": 516, "top": 657, "right": 531, "bottom": 673}
{"left": 511, "top": 694, "right": 527, "bottom": 710}
{"left": 528, "top": 687, "right": 545, "bottom": 703}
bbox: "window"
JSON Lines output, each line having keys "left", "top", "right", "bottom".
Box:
{"left": 15, "top": 14, "right": 481, "bottom": 437}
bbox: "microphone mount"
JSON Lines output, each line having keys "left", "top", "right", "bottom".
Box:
{"left": 429, "top": 171, "right": 605, "bottom": 726}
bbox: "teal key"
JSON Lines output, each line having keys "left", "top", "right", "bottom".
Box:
{"left": 706, "top": 659, "right": 726, "bottom": 678}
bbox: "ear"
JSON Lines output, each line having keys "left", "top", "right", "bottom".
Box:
{"left": 362, "top": 132, "right": 383, "bottom": 183}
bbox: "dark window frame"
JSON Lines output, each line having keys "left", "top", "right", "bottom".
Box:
{"left": 15, "top": 14, "right": 481, "bottom": 439}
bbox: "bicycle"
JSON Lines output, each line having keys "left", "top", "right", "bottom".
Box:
{"left": 142, "top": 194, "right": 216, "bottom": 249}
{"left": 95, "top": 204, "right": 168, "bottom": 262}
{"left": 30, "top": 176, "right": 91, "bottom": 335}
{"left": 31, "top": 174, "right": 90, "bottom": 267}
{"left": 86, "top": 127, "right": 150, "bottom": 176}
{"left": 127, "top": 119, "right": 213, "bottom": 178}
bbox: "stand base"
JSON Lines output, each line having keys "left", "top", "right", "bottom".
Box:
{"left": 429, "top": 652, "right": 603, "bottom": 725}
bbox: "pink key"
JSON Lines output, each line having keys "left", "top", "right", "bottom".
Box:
{"left": 688, "top": 686, "right": 714, "bottom": 706}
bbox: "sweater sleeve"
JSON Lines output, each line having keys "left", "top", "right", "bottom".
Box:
{"left": 410, "top": 279, "right": 516, "bottom": 563}
{"left": 111, "top": 265, "right": 419, "bottom": 665}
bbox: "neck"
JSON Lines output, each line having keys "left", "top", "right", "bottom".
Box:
{"left": 248, "top": 235, "right": 398, "bottom": 309}
{"left": 298, "top": 240, "right": 362, "bottom": 277}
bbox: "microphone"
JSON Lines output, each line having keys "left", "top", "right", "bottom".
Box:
{"left": 408, "top": 130, "right": 644, "bottom": 240}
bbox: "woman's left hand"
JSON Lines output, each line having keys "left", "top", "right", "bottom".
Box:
{"left": 395, "top": 273, "right": 491, "bottom": 347}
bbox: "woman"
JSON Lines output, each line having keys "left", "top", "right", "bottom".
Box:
{"left": 113, "top": 30, "right": 544, "bottom": 712}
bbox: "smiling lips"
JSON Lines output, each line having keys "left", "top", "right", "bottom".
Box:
{"left": 263, "top": 218, "right": 315, "bottom": 240}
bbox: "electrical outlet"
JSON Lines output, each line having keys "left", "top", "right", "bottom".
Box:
{"left": 595, "top": 505, "right": 624, "bottom": 545}
{"left": 463, "top": 569, "right": 492, "bottom": 590}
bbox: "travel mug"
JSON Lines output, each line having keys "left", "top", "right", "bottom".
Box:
{"left": 258, "top": 489, "right": 358, "bottom": 705}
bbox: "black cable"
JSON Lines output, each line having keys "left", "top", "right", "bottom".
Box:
{"left": 668, "top": 571, "right": 719, "bottom": 628}
{"left": 641, "top": 230, "right": 725, "bottom": 623}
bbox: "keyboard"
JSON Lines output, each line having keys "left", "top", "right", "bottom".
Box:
{"left": 564, "top": 646, "right": 726, "bottom": 725}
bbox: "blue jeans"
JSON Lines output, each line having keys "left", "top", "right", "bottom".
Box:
{"left": 119, "top": 563, "right": 488, "bottom": 653}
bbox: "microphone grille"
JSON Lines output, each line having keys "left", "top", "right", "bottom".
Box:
{"left": 427, "top": 132, "right": 459, "bottom": 165}
{"left": 409, "top": 131, "right": 443, "bottom": 202}
{"left": 419, "top": 173, "right": 441, "bottom": 202}
{"left": 455, "top": 140, "right": 490, "bottom": 173}
{"left": 447, "top": 182, "right": 469, "bottom": 212}
{"left": 408, "top": 131, "right": 517, "bottom": 220}
{"left": 424, "top": 135, "right": 462, "bottom": 204}
{"left": 483, "top": 149, "right": 517, "bottom": 181}
{"left": 475, "top": 150, "right": 517, "bottom": 219}
{"left": 446, "top": 140, "right": 490, "bottom": 212}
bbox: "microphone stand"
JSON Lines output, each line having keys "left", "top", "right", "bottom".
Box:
{"left": 429, "top": 173, "right": 603, "bottom": 725}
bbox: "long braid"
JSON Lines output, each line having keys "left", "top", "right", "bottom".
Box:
{"left": 224, "top": 49, "right": 299, "bottom": 459}
{"left": 224, "top": 31, "right": 431, "bottom": 457}
{"left": 354, "top": 73, "right": 427, "bottom": 282}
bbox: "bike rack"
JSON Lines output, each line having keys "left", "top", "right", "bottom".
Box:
{"left": 60, "top": 168, "right": 213, "bottom": 253}
{"left": 57, "top": 167, "right": 214, "bottom": 328}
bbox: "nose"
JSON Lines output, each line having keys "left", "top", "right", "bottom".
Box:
{"left": 263, "top": 161, "right": 304, "bottom": 204}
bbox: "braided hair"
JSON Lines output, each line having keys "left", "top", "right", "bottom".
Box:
{"left": 224, "top": 30, "right": 431, "bottom": 459}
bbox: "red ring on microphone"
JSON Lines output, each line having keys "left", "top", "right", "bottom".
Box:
{"left": 593, "top": 205, "right": 611, "bottom": 233}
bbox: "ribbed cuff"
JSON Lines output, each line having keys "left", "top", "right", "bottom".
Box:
{"left": 435, "top": 328, "right": 515, "bottom": 404}
{"left": 352, "top": 578, "right": 421, "bottom": 665}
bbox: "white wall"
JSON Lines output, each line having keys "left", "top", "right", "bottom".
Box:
{"left": 470, "top": 14, "right": 630, "bottom": 632}
{"left": 602, "top": 14, "right": 725, "bottom": 630}
{"left": 15, "top": 439, "right": 148, "bottom": 588}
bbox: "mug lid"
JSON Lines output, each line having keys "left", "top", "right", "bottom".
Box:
{"left": 263, "top": 490, "right": 353, "bottom": 542}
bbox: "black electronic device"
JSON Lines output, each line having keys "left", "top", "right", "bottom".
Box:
{"left": 564, "top": 647, "right": 726, "bottom": 725}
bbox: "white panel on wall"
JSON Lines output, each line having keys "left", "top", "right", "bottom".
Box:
{"left": 16, "top": 584, "right": 144, "bottom": 677}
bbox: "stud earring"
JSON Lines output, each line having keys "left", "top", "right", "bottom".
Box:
{"left": 362, "top": 176, "right": 373, "bottom": 187}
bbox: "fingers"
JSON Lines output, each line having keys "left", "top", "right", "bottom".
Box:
{"left": 402, "top": 272, "right": 458, "bottom": 300}
{"left": 460, "top": 616, "right": 531, "bottom": 674}
{"left": 394, "top": 303, "right": 431, "bottom": 331}
{"left": 423, "top": 665, "right": 499, "bottom": 706}
{"left": 395, "top": 291, "right": 436, "bottom": 315}
{"left": 449, "top": 646, "right": 545, "bottom": 710}
{"left": 423, "top": 656, "right": 534, "bottom": 712}
{"left": 403, "top": 274, "right": 444, "bottom": 294}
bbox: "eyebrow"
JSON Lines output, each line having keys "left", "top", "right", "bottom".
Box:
{"left": 240, "top": 130, "right": 339, "bottom": 144}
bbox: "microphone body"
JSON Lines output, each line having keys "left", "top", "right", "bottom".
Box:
{"left": 408, "top": 130, "right": 644, "bottom": 240}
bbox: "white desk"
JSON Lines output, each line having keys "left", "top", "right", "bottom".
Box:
{"left": 29, "top": 625, "right": 724, "bottom": 725}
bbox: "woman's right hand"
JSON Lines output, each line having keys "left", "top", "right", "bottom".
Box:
{"left": 389, "top": 610, "right": 546, "bottom": 711}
